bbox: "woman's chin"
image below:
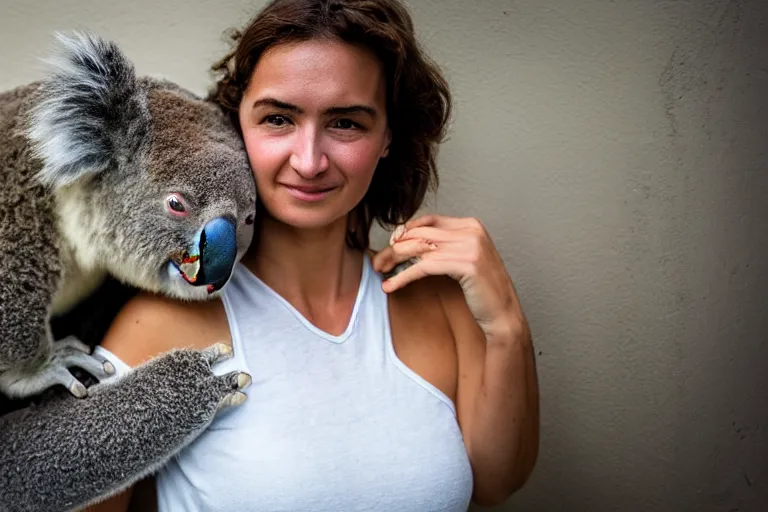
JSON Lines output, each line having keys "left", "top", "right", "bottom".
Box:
{"left": 268, "top": 206, "right": 347, "bottom": 231}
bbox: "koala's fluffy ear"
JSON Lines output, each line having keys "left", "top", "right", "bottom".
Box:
{"left": 26, "top": 32, "right": 147, "bottom": 188}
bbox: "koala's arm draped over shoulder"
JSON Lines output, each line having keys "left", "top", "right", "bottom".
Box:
{"left": 0, "top": 345, "right": 249, "bottom": 512}
{"left": 0, "top": 33, "right": 256, "bottom": 511}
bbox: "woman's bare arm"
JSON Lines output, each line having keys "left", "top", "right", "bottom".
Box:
{"left": 439, "top": 276, "right": 539, "bottom": 506}
{"left": 372, "top": 215, "right": 540, "bottom": 506}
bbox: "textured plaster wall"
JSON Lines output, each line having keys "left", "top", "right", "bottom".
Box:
{"left": 1, "top": 1, "right": 766, "bottom": 511}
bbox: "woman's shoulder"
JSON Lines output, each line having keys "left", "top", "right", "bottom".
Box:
{"left": 412, "top": 276, "right": 486, "bottom": 373}
{"left": 387, "top": 273, "right": 487, "bottom": 433}
{"left": 388, "top": 273, "right": 486, "bottom": 373}
{"left": 385, "top": 275, "right": 459, "bottom": 403}
{"left": 389, "top": 274, "right": 473, "bottom": 328}
{"left": 100, "top": 290, "right": 230, "bottom": 368}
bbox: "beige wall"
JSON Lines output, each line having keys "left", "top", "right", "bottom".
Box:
{"left": 2, "top": 0, "right": 766, "bottom": 510}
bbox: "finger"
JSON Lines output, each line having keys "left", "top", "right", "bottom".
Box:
{"left": 381, "top": 257, "right": 471, "bottom": 294}
{"left": 376, "top": 242, "right": 473, "bottom": 277}
{"left": 397, "top": 226, "right": 464, "bottom": 245}
{"left": 389, "top": 224, "right": 407, "bottom": 245}
{"left": 405, "top": 214, "right": 480, "bottom": 231}
{"left": 381, "top": 258, "right": 418, "bottom": 280}
{"left": 404, "top": 214, "right": 445, "bottom": 229}
{"left": 390, "top": 217, "right": 454, "bottom": 244}
{"left": 373, "top": 239, "right": 436, "bottom": 273}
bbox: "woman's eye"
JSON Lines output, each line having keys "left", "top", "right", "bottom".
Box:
{"left": 167, "top": 195, "right": 186, "bottom": 213}
{"left": 332, "top": 118, "right": 359, "bottom": 130}
{"left": 264, "top": 114, "right": 291, "bottom": 127}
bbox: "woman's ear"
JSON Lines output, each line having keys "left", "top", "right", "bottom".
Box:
{"left": 381, "top": 128, "right": 392, "bottom": 158}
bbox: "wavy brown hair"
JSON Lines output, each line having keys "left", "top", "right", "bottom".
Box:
{"left": 208, "top": 0, "right": 451, "bottom": 250}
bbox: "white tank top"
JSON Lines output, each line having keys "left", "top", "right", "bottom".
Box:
{"left": 97, "top": 254, "right": 473, "bottom": 511}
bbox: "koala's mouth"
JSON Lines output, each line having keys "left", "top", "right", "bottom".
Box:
{"left": 175, "top": 252, "right": 201, "bottom": 284}
{"left": 168, "top": 254, "right": 227, "bottom": 295}
{"left": 167, "top": 217, "right": 237, "bottom": 295}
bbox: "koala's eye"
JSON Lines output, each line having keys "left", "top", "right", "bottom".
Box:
{"left": 166, "top": 194, "right": 188, "bottom": 216}
{"left": 168, "top": 196, "right": 185, "bottom": 212}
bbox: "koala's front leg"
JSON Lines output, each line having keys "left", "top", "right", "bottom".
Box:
{"left": 0, "top": 343, "right": 249, "bottom": 512}
{"left": 0, "top": 248, "right": 112, "bottom": 399}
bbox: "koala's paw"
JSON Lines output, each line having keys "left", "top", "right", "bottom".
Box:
{"left": 200, "top": 342, "right": 251, "bottom": 411}
{"left": 0, "top": 336, "right": 115, "bottom": 399}
{"left": 100, "top": 342, "right": 252, "bottom": 423}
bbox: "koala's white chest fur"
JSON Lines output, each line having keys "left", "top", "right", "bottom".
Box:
{"left": 51, "top": 186, "right": 108, "bottom": 315}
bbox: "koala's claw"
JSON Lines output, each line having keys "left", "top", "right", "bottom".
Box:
{"left": 237, "top": 372, "right": 252, "bottom": 389}
{"left": 217, "top": 391, "right": 248, "bottom": 411}
{"left": 49, "top": 336, "right": 116, "bottom": 397}
{"left": 222, "top": 370, "right": 251, "bottom": 391}
{"left": 202, "top": 342, "right": 234, "bottom": 365}
{"left": 215, "top": 370, "right": 251, "bottom": 412}
{"left": 0, "top": 336, "right": 113, "bottom": 398}
{"left": 69, "top": 379, "right": 88, "bottom": 398}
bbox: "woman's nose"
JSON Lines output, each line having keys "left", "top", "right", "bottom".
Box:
{"left": 289, "top": 127, "right": 329, "bottom": 178}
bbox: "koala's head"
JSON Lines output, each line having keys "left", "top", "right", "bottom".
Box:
{"left": 26, "top": 32, "right": 257, "bottom": 300}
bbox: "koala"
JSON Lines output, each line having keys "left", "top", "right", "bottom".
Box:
{"left": 0, "top": 33, "right": 257, "bottom": 511}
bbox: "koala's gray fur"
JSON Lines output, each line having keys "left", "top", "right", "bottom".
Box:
{"left": 0, "top": 33, "right": 257, "bottom": 511}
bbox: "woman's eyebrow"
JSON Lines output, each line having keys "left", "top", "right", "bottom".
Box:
{"left": 252, "top": 98, "right": 377, "bottom": 117}
{"left": 252, "top": 97, "right": 303, "bottom": 113}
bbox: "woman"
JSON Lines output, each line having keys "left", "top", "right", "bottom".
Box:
{"left": 91, "top": 0, "right": 539, "bottom": 510}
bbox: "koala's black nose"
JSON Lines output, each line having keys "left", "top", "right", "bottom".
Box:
{"left": 197, "top": 216, "right": 237, "bottom": 287}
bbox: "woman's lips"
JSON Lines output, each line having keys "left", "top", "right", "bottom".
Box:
{"left": 281, "top": 184, "right": 337, "bottom": 202}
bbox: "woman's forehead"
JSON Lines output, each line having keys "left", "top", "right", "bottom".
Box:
{"left": 247, "top": 39, "right": 386, "bottom": 109}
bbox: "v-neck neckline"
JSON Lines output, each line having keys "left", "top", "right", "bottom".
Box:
{"left": 238, "top": 254, "right": 371, "bottom": 344}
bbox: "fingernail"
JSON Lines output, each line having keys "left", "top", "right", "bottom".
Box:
{"left": 390, "top": 225, "right": 406, "bottom": 245}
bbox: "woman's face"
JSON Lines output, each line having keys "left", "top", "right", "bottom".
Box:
{"left": 238, "top": 39, "right": 391, "bottom": 231}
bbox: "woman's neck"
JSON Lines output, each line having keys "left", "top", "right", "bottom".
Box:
{"left": 242, "top": 214, "right": 365, "bottom": 307}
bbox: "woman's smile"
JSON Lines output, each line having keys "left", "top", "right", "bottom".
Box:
{"left": 280, "top": 182, "right": 339, "bottom": 202}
